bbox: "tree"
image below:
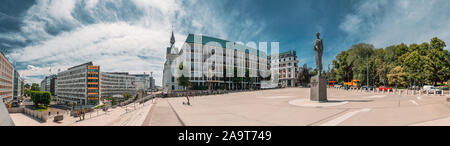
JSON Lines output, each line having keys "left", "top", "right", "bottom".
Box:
{"left": 177, "top": 74, "right": 191, "bottom": 90}
{"left": 24, "top": 83, "right": 31, "bottom": 89}
{"left": 332, "top": 37, "right": 450, "bottom": 87}
{"left": 122, "top": 93, "right": 132, "bottom": 100}
{"left": 296, "top": 64, "right": 312, "bottom": 87}
{"left": 41, "top": 92, "right": 52, "bottom": 107}
{"left": 426, "top": 37, "right": 449, "bottom": 85}
{"left": 111, "top": 97, "right": 117, "bottom": 106}
{"left": 30, "top": 91, "right": 52, "bottom": 108}
{"left": 387, "top": 66, "right": 407, "bottom": 87}
{"left": 177, "top": 63, "right": 191, "bottom": 90}
{"left": 31, "top": 83, "right": 40, "bottom": 91}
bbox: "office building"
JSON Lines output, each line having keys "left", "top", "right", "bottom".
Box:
{"left": 100, "top": 72, "right": 136, "bottom": 98}
{"left": 13, "top": 70, "right": 22, "bottom": 99}
{"left": 163, "top": 33, "right": 270, "bottom": 91}
{"left": 0, "top": 52, "right": 14, "bottom": 103}
{"left": 56, "top": 62, "right": 100, "bottom": 106}
{"left": 40, "top": 75, "right": 57, "bottom": 96}
{"left": 131, "top": 73, "right": 150, "bottom": 91}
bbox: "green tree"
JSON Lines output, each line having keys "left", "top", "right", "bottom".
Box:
{"left": 177, "top": 74, "right": 190, "bottom": 90}
{"left": 31, "top": 83, "right": 40, "bottom": 91}
{"left": 387, "top": 66, "right": 407, "bottom": 87}
{"left": 426, "top": 37, "right": 449, "bottom": 85}
{"left": 111, "top": 97, "right": 117, "bottom": 106}
{"left": 30, "top": 91, "right": 52, "bottom": 108}
{"left": 177, "top": 63, "right": 191, "bottom": 90}
{"left": 24, "top": 83, "right": 31, "bottom": 89}
{"left": 41, "top": 91, "right": 52, "bottom": 107}
{"left": 122, "top": 93, "right": 132, "bottom": 100}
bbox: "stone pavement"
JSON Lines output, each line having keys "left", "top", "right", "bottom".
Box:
{"left": 147, "top": 88, "right": 450, "bottom": 126}
{"left": 10, "top": 88, "right": 450, "bottom": 126}
{"left": 10, "top": 99, "right": 155, "bottom": 126}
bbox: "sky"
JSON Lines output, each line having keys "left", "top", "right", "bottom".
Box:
{"left": 1, "top": 0, "right": 449, "bottom": 86}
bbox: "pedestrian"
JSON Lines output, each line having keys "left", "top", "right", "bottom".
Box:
{"left": 185, "top": 93, "right": 191, "bottom": 106}
{"left": 82, "top": 109, "right": 85, "bottom": 120}
{"left": 78, "top": 110, "right": 81, "bottom": 121}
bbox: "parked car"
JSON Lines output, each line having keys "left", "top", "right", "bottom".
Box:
{"left": 11, "top": 102, "right": 19, "bottom": 107}
{"left": 423, "top": 85, "right": 442, "bottom": 94}
{"left": 334, "top": 85, "right": 342, "bottom": 88}
{"left": 440, "top": 87, "right": 449, "bottom": 91}
{"left": 378, "top": 86, "right": 392, "bottom": 91}
{"left": 362, "top": 85, "right": 374, "bottom": 90}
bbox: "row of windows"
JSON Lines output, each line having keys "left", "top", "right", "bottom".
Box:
{"left": 279, "top": 57, "right": 296, "bottom": 62}
{"left": 279, "top": 63, "right": 298, "bottom": 67}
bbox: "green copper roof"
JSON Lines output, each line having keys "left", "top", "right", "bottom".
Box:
{"left": 184, "top": 34, "right": 267, "bottom": 57}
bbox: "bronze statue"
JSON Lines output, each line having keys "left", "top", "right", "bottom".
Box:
{"left": 314, "top": 32, "right": 323, "bottom": 76}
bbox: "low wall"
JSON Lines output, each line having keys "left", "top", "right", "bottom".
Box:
{"left": 23, "top": 108, "right": 48, "bottom": 122}
{"left": 7, "top": 107, "right": 24, "bottom": 113}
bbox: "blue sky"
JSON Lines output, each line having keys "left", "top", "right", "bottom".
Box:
{"left": 1, "top": 0, "right": 449, "bottom": 85}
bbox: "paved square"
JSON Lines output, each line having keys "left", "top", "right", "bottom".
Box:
{"left": 150, "top": 88, "right": 450, "bottom": 126}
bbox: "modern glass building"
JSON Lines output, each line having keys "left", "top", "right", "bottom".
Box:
{"left": 163, "top": 33, "right": 271, "bottom": 91}
{"left": 13, "top": 70, "right": 23, "bottom": 99}
{"left": 40, "top": 75, "right": 57, "bottom": 96}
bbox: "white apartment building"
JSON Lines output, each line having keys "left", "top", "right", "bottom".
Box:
{"left": 276, "top": 51, "right": 298, "bottom": 87}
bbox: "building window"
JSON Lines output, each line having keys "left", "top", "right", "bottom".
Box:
{"left": 171, "top": 76, "right": 175, "bottom": 82}
{"left": 172, "top": 85, "right": 175, "bottom": 90}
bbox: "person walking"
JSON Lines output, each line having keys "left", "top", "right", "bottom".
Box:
{"left": 78, "top": 110, "right": 81, "bottom": 121}
{"left": 184, "top": 93, "right": 191, "bottom": 106}
{"left": 82, "top": 109, "right": 85, "bottom": 120}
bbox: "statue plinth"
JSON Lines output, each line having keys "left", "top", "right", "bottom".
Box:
{"left": 310, "top": 75, "right": 327, "bottom": 102}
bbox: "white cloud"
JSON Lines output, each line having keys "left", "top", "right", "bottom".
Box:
{"left": 5, "top": 0, "right": 266, "bottom": 86}
{"left": 340, "top": 0, "right": 450, "bottom": 50}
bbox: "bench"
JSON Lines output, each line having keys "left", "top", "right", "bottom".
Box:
{"left": 54, "top": 115, "right": 64, "bottom": 122}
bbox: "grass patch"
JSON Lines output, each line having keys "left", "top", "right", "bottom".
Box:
{"left": 33, "top": 105, "right": 49, "bottom": 111}
{"left": 94, "top": 104, "right": 106, "bottom": 109}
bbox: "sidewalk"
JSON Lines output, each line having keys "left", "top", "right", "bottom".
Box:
{"left": 10, "top": 99, "right": 156, "bottom": 126}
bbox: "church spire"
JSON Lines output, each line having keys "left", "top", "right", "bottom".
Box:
{"left": 170, "top": 25, "right": 175, "bottom": 48}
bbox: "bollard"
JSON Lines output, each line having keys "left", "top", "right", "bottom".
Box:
{"left": 434, "top": 90, "right": 437, "bottom": 96}
{"left": 442, "top": 90, "right": 444, "bottom": 96}
{"left": 382, "top": 89, "right": 385, "bottom": 94}
{"left": 420, "top": 90, "right": 422, "bottom": 96}
{"left": 426, "top": 90, "right": 429, "bottom": 96}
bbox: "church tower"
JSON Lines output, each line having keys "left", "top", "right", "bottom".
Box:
{"left": 163, "top": 27, "right": 181, "bottom": 92}
{"left": 167, "top": 30, "right": 175, "bottom": 55}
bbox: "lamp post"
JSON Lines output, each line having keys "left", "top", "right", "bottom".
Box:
{"left": 366, "top": 55, "right": 369, "bottom": 91}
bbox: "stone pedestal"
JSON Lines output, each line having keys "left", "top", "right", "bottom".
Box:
{"left": 310, "top": 75, "right": 327, "bottom": 102}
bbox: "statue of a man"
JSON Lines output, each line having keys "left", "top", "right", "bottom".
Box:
{"left": 314, "top": 32, "right": 323, "bottom": 76}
